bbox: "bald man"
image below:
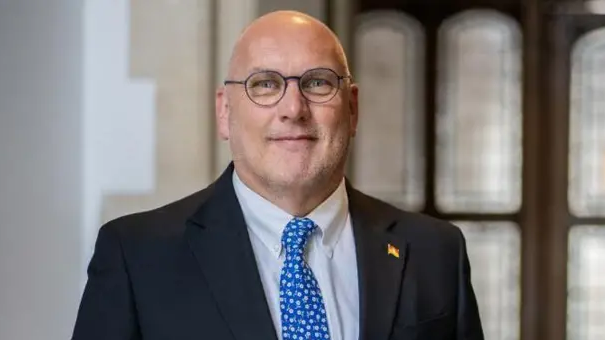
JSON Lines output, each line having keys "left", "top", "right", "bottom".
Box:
{"left": 72, "top": 11, "right": 484, "bottom": 340}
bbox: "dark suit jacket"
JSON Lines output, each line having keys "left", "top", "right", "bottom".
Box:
{"left": 72, "top": 164, "right": 484, "bottom": 340}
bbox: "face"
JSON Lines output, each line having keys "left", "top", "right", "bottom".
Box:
{"left": 216, "top": 21, "right": 358, "bottom": 194}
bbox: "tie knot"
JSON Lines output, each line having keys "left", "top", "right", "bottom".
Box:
{"left": 281, "top": 217, "right": 317, "bottom": 253}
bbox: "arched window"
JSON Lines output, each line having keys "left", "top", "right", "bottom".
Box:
{"left": 352, "top": 10, "right": 425, "bottom": 211}
{"left": 436, "top": 10, "right": 523, "bottom": 214}
{"left": 567, "top": 27, "right": 605, "bottom": 340}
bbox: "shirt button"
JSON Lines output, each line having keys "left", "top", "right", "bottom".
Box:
{"left": 273, "top": 245, "right": 280, "bottom": 253}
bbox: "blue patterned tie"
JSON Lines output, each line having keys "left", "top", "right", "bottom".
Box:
{"left": 279, "top": 217, "right": 331, "bottom": 340}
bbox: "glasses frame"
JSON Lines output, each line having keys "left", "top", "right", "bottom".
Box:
{"left": 223, "top": 67, "right": 352, "bottom": 107}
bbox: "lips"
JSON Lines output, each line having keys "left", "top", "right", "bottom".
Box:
{"left": 268, "top": 135, "right": 318, "bottom": 141}
{"left": 267, "top": 135, "right": 318, "bottom": 151}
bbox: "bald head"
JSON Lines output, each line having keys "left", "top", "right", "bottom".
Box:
{"left": 227, "top": 10, "right": 349, "bottom": 79}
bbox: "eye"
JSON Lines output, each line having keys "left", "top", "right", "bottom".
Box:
{"left": 307, "top": 79, "right": 329, "bottom": 87}
{"left": 246, "top": 73, "right": 283, "bottom": 97}
{"left": 302, "top": 75, "right": 335, "bottom": 95}
{"left": 251, "top": 79, "right": 279, "bottom": 89}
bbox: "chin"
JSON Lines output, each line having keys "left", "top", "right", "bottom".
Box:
{"left": 264, "top": 163, "right": 316, "bottom": 187}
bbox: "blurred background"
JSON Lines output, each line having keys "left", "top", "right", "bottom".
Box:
{"left": 0, "top": 0, "right": 604, "bottom": 339}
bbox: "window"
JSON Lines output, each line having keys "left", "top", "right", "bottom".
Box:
{"left": 567, "top": 27, "right": 605, "bottom": 340}
{"left": 436, "top": 10, "right": 523, "bottom": 214}
{"left": 353, "top": 10, "right": 425, "bottom": 211}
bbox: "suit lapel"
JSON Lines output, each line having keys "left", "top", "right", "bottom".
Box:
{"left": 347, "top": 184, "right": 409, "bottom": 340}
{"left": 185, "top": 165, "right": 278, "bottom": 340}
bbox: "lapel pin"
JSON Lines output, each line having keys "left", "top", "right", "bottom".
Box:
{"left": 387, "top": 243, "right": 400, "bottom": 258}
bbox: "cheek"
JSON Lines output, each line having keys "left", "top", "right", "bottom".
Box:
{"left": 320, "top": 112, "right": 351, "bottom": 142}
{"left": 230, "top": 111, "right": 268, "bottom": 151}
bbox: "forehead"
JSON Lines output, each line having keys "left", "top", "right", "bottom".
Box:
{"left": 238, "top": 31, "right": 344, "bottom": 76}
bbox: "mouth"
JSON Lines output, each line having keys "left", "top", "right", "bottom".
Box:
{"left": 268, "top": 135, "right": 318, "bottom": 142}
{"left": 267, "top": 135, "right": 318, "bottom": 149}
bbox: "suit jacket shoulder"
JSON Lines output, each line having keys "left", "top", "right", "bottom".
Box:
{"left": 99, "top": 183, "right": 216, "bottom": 242}
{"left": 348, "top": 185, "right": 465, "bottom": 253}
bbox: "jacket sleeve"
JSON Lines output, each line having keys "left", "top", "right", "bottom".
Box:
{"left": 455, "top": 228, "right": 485, "bottom": 340}
{"left": 72, "top": 223, "right": 140, "bottom": 340}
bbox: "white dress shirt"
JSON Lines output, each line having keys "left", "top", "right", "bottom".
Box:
{"left": 232, "top": 170, "right": 359, "bottom": 340}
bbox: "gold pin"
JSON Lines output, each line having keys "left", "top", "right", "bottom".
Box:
{"left": 387, "top": 243, "right": 400, "bottom": 258}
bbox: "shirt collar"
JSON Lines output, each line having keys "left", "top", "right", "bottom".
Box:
{"left": 232, "top": 170, "right": 348, "bottom": 259}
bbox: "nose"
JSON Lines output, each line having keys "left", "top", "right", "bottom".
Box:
{"left": 278, "top": 79, "right": 310, "bottom": 122}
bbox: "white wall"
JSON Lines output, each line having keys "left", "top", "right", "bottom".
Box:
{"left": 81, "top": 0, "right": 155, "bottom": 287}
{"left": 0, "top": 0, "right": 83, "bottom": 339}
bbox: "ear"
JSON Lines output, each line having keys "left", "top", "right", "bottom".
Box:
{"left": 348, "top": 83, "right": 359, "bottom": 138}
{"left": 215, "top": 86, "right": 230, "bottom": 140}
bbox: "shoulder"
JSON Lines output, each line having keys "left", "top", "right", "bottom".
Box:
{"left": 350, "top": 188, "right": 470, "bottom": 282}
{"left": 97, "top": 182, "right": 217, "bottom": 242}
{"left": 348, "top": 186, "right": 465, "bottom": 251}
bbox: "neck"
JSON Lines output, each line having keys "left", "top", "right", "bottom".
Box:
{"left": 235, "top": 167, "right": 344, "bottom": 217}
{"left": 273, "top": 177, "right": 342, "bottom": 217}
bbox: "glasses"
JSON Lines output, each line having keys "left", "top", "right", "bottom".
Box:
{"left": 223, "top": 67, "right": 351, "bottom": 107}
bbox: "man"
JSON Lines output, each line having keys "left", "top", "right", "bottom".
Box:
{"left": 72, "top": 10, "right": 484, "bottom": 340}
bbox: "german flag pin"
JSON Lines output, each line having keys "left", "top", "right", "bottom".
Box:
{"left": 387, "top": 243, "right": 400, "bottom": 258}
